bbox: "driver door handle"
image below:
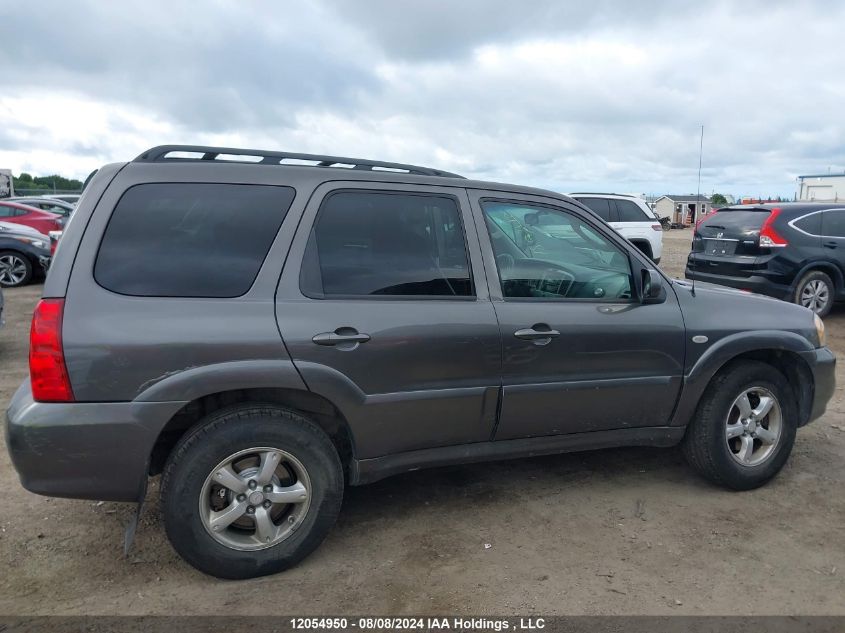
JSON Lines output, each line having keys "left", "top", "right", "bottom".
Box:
{"left": 514, "top": 325, "right": 560, "bottom": 341}
{"left": 312, "top": 330, "right": 371, "bottom": 346}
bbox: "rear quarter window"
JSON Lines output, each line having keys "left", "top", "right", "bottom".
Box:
{"left": 792, "top": 212, "right": 823, "bottom": 236}
{"left": 95, "top": 183, "right": 295, "bottom": 297}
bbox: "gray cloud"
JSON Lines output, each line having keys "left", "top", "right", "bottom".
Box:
{"left": 1, "top": 0, "right": 844, "bottom": 196}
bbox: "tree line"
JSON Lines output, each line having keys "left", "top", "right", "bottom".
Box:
{"left": 13, "top": 172, "right": 83, "bottom": 192}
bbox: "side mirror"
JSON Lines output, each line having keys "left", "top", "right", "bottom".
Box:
{"left": 641, "top": 268, "right": 664, "bottom": 303}
{"left": 524, "top": 212, "right": 539, "bottom": 226}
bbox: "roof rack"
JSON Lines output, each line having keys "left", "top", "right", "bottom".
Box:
{"left": 134, "top": 145, "right": 465, "bottom": 179}
{"left": 568, "top": 192, "right": 637, "bottom": 197}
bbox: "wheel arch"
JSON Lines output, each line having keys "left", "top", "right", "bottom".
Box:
{"left": 792, "top": 261, "right": 844, "bottom": 295}
{"left": 628, "top": 238, "right": 653, "bottom": 259}
{"left": 149, "top": 387, "right": 357, "bottom": 481}
{"left": 674, "top": 332, "right": 816, "bottom": 429}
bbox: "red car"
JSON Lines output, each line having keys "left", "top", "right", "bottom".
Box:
{"left": 0, "top": 201, "right": 63, "bottom": 235}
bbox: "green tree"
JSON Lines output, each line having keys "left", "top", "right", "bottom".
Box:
{"left": 711, "top": 193, "right": 728, "bottom": 205}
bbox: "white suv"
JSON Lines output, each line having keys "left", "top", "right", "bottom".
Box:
{"left": 569, "top": 193, "right": 663, "bottom": 264}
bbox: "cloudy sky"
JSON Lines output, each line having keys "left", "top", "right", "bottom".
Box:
{"left": 1, "top": 0, "right": 843, "bottom": 198}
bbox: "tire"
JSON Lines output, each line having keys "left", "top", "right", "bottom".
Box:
{"left": 793, "top": 270, "right": 834, "bottom": 317}
{"left": 161, "top": 405, "right": 344, "bottom": 579}
{"left": 681, "top": 360, "right": 797, "bottom": 491}
{"left": 0, "top": 251, "right": 33, "bottom": 287}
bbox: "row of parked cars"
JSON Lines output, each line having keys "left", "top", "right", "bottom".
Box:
{"left": 0, "top": 195, "right": 79, "bottom": 287}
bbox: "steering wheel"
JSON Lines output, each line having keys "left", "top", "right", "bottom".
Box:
{"left": 496, "top": 252, "right": 515, "bottom": 272}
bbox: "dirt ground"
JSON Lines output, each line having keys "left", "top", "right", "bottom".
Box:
{"left": 0, "top": 228, "right": 843, "bottom": 615}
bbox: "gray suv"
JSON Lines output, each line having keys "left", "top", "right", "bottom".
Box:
{"left": 5, "top": 145, "right": 836, "bottom": 579}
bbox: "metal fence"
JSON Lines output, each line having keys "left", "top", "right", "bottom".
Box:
{"left": 12, "top": 188, "right": 83, "bottom": 196}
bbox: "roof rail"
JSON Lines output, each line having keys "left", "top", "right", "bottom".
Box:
{"left": 134, "top": 145, "right": 465, "bottom": 179}
{"left": 568, "top": 192, "right": 637, "bottom": 197}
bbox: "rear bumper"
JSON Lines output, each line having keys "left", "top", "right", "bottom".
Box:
{"left": 5, "top": 382, "right": 185, "bottom": 502}
{"left": 685, "top": 267, "right": 792, "bottom": 301}
{"left": 800, "top": 346, "right": 836, "bottom": 425}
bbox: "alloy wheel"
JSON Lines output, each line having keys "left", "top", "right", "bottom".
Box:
{"left": 800, "top": 279, "right": 830, "bottom": 314}
{"left": 199, "top": 447, "right": 311, "bottom": 551}
{"left": 724, "top": 386, "right": 782, "bottom": 467}
{"left": 0, "top": 254, "right": 27, "bottom": 286}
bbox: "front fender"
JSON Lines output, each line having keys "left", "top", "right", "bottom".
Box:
{"left": 671, "top": 330, "right": 815, "bottom": 427}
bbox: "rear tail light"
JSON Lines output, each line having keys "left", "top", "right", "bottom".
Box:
{"left": 48, "top": 230, "right": 62, "bottom": 255}
{"left": 759, "top": 208, "right": 788, "bottom": 248}
{"left": 30, "top": 298, "right": 75, "bottom": 402}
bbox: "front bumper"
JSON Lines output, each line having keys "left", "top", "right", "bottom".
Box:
{"left": 5, "top": 382, "right": 185, "bottom": 502}
{"left": 800, "top": 346, "right": 836, "bottom": 425}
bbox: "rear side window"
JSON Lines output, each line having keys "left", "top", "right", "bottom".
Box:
{"left": 615, "top": 199, "right": 650, "bottom": 222}
{"left": 300, "top": 191, "right": 473, "bottom": 298}
{"left": 577, "top": 198, "right": 612, "bottom": 221}
{"left": 793, "top": 212, "right": 823, "bottom": 236}
{"left": 95, "top": 183, "right": 295, "bottom": 297}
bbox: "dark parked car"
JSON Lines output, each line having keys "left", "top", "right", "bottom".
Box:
{"left": 686, "top": 203, "right": 845, "bottom": 316}
{"left": 5, "top": 146, "right": 835, "bottom": 579}
{"left": 0, "top": 201, "right": 63, "bottom": 235}
{"left": 0, "top": 221, "right": 51, "bottom": 287}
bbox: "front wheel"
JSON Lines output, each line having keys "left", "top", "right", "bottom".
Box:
{"left": 161, "top": 405, "right": 344, "bottom": 579}
{"left": 682, "top": 360, "right": 797, "bottom": 490}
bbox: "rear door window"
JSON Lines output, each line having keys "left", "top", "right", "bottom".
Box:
{"left": 822, "top": 209, "right": 845, "bottom": 238}
{"left": 577, "top": 197, "right": 614, "bottom": 222}
{"left": 95, "top": 183, "right": 295, "bottom": 297}
{"left": 300, "top": 190, "right": 473, "bottom": 298}
{"left": 614, "top": 199, "right": 650, "bottom": 222}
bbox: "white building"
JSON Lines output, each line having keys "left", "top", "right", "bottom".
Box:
{"left": 797, "top": 173, "right": 845, "bottom": 201}
{"left": 653, "top": 194, "right": 712, "bottom": 225}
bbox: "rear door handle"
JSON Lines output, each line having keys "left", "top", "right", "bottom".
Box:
{"left": 514, "top": 324, "right": 560, "bottom": 345}
{"left": 823, "top": 240, "right": 838, "bottom": 249}
{"left": 312, "top": 329, "right": 371, "bottom": 346}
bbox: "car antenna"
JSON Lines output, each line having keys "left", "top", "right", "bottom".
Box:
{"left": 690, "top": 125, "right": 704, "bottom": 297}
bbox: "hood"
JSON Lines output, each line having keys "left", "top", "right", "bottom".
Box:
{"left": 672, "top": 278, "right": 818, "bottom": 345}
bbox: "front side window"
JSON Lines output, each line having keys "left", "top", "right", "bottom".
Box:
{"left": 95, "top": 183, "right": 295, "bottom": 297}
{"left": 300, "top": 191, "right": 473, "bottom": 298}
{"left": 482, "top": 200, "right": 632, "bottom": 300}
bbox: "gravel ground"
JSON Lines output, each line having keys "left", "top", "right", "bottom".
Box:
{"left": 0, "top": 228, "right": 843, "bottom": 615}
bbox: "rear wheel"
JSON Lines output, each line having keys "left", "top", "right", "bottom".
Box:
{"left": 161, "top": 405, "right": 344, "bottom": 579}
{"left": 794, "top": 270, "right": 833, "bottom": 317}
{"left": 682, "top": 360, "right": 797, "bottom": 490}
{"left": 0, "top": 251, "right": 33, "bottom": 287}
